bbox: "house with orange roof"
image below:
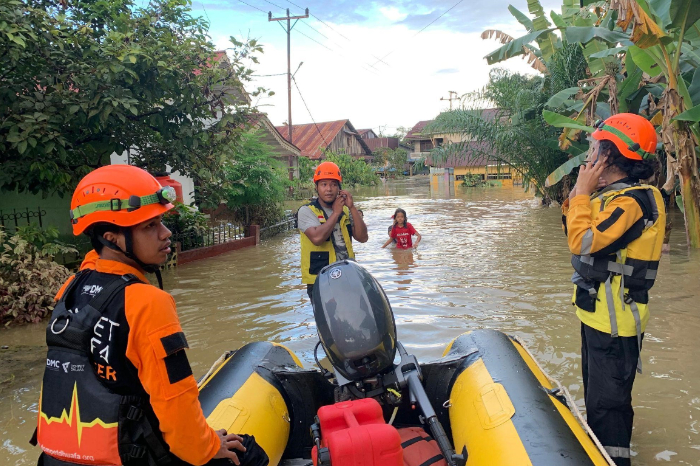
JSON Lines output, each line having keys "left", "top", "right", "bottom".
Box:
{"left": 275, "top": 119, "right": 372, "bottom": 161}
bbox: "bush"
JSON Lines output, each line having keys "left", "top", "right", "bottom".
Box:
{"left": 220, "top": 131, "right": 288, "bottom": 226}
{"left": 323, "top": 151, "right": 378, "bottom": 187}
{"left": 0, "top": 225, "right": 77, "bottom": 326}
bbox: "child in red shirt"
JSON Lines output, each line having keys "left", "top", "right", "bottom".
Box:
{"left": 382, "top": 208, "right": 421, "bottom": 249}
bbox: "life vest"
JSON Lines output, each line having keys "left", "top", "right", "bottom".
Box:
{"left": 570, "top": 182, "right": 665, "bottom": 372}
{"left": 299, "top": 200, "right": 354, "bottom": 285}
{"left": 398, "top": 427, "right": 447, "bottom": 466}
{"left": 34, "top": 272, "right": 171, "bottom": 466}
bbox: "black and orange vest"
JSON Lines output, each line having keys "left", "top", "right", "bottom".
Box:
{"left": 35, "top": 270, "right": 170, "bottom": 466}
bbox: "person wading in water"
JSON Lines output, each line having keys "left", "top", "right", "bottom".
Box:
{"left": 297, "top": 161, "right": 368, "bottom": 300}
{"left": 32, "top": 165, "right": 266, "bottom": 466}
{"left": 562, "top": 113, "right": 665, "bottom": 466}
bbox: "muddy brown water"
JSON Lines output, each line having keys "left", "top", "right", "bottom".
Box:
{"left": 2, "top": 177, "right": 699, "bottom": 465}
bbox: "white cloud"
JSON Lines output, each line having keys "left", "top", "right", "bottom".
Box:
{"left": 221, "top": 18, "right": 539, "bottom": 134}
{"left": 379, "top": 6, "right": 408, "bottom": 22}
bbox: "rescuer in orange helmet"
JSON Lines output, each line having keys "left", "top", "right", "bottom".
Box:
{"left": 562, "top": 113, "right": 665, "bottom": 466}
{"left": 32, "top": 165, "right": 258, "bottom": 466}
{"left": 297, "top": 161, "right": 368, "bottom": 299}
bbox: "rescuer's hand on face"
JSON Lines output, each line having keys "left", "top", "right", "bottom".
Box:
{"left": 332, "top": 194, "right": 346, "bottom": 216}
{"left": 339, "top": 190, "right": 354, "bottom": 209}
{"left": 574, "top": 157, "right": 607, "bottom": 197}
{"left": 213, "top": 429, "right": 246, "bottom": 465}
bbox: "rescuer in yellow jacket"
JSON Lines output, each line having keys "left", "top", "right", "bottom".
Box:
{"left": 297, "top": 162, "right": 368, "bottom": 299}
{"left": 562, "top": 114, "right": 665, "bottom": 466}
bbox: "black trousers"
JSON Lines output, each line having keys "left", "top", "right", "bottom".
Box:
{"left": 307, "top": 284, "right": 314, "bottom": 301}
{"left": 581, "top": 323, "right": 642, "bottom": 466}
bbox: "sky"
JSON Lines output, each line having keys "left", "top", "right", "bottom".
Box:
{"left": 190, "top": 0, "right": 563, "bottom": 135}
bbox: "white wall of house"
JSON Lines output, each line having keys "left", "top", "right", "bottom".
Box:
{"left": 110, "top": 151, "right": 196, "bottom": 206}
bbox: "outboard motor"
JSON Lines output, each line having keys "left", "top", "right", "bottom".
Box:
{"left": 312, "top": 260, "right": 466, "bottom": 466}
{"left": 311, "top": 260, "right": 396, "bottom": 387}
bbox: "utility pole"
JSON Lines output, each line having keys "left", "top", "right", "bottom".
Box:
{"left": 440, "top": 91, "right": 459, "bottom": 110}
{"left": 269, "top": 8, "right": 309, "bottom": 180}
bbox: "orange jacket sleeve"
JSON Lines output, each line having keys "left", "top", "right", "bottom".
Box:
{"left": 566, "top": 194, "right": 643, "bottom": 255}
{"left": 123, "top": 284, "right": 219, "bottom": 466}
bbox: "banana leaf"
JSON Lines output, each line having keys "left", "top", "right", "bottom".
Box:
{"left": 688, "top": 68, "right": 700, "bottom": 106}
{"left": 545, "top": 153, "right": 587, "bottom": 187}
{"left": 673, "top": 103, "right": 700, "bottom": 122}
{"left": 564, "top": 26, "right": 633, "bottom": 45}
{"left": 628, "top": 45, "right": 665, "bottom": 77}
{"left": 589, "top": 46, "right": 629, "bottom": 58}
{"left": 649, "top": 0, "right": 700, "bottom": 31}
{"left": 543, "top": 110, "right": 595, "bottom": 132}
{"left": 545, "top": 87, "right": 580, "bottom": 109}
{"left": 509, "top": 5, "right": 534, "bottom": 32}
{"left": 484, "top": 29, "right": 555, "bottom": 65}
{"left": 618, "top": 66, "right": 644, "bottom": 113}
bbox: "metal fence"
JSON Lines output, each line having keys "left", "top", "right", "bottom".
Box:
{"left": 0, "top": 206, "right": 46, "bottom": 232}
{"left": 260, "top": 211, "right": 296, "bottom": 240}
{"left": 172, "top": 223, "right": 245, "bottom": 252}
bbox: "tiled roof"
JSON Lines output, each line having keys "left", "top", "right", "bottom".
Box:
{"left": 405, "top": 109, "right": 499, "bottom": 140}
{"left": 274, "top": 119, "right": 371, "bottom": 159}
{"left": 405, "top": 120, "right": 434, "bottom": 140}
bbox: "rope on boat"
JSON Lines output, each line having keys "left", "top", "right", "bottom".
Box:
{"left": 198, "top": 351, "right": 231, "bottom": 388}
{"left": 512, "top": 336, "right": 616, "bottom": 466}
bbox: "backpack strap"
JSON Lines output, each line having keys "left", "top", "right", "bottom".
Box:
{"left": 85, "top": 273, "right": 142, "bottom": 314}
{"left": 57, "top": 270, "right": 88, "bottom": 303}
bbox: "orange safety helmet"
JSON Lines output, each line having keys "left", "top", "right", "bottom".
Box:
{"left": 591, "top": 113, "right": 657, "bottom": 161}
{"left": 70, "top": 165, "right": 175, "bottom": 236}
{"left": 313, "top": 161, "right": 343, "bottom": 184}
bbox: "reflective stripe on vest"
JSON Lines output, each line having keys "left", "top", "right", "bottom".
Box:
{"left": 299, "top": 202, "right": 354, "bottom": 285}
{"left": 570, "top": 184, "right": 664, "bottom": 344}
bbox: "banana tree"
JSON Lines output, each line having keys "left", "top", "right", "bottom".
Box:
{"left": 612, "top": 0, "right": 700, "bottom": 246}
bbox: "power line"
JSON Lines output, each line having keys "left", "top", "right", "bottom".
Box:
{"left": 233, "top": 0, "right": 267, "bottom": 14}
{"left": 251, "top": 72, "right": 288, "bottom": 77}
{"left": 260, "top": 0, "right": 286, "bottom": 11}
{"left": 298, "top": 20, "right": 329, "bottom": 40}
{"left": 294, "top": 28, "right": 334, "bottom": 52}
{"left": 292, "top": 76, "right": 330, "bottom": 147}
{"left": 370, "top": 0, "right": 466, "bottom": 67}
{"left": 284, "top": 2, "right": 387, "bottom": 67}
{"left": 292, "top": 28, "right": 380, "bottom": 75}
{"left": 284, "top": 0, "right": 351, "bottom": 41}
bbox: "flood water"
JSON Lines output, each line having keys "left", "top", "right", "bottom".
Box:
{"left": 2, "top": 177, "right": 699, "bottom": 465}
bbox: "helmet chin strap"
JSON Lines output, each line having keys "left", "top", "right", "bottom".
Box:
{"left": 96, "top": 231, "right": 164, "bottom": 290}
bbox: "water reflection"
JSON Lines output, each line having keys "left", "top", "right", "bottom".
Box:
{"left": 1, "top": 178, "right": 699, "bottom": 465}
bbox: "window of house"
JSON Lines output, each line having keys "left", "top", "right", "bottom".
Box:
{"left": 420, "top": 140, "right": 434, "bottom": 152}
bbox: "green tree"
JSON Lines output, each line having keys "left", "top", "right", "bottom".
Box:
{"left": 373, "top": 147, "right": 408, "bottom": 176}
{"left": 427, "top": 69, "right": 572, "bottom": 204}
{"left": 214, "top": 131, "right": 288, "bottom": 226}
{"left": 0, "top": 0, "right": 264, "bottom": 197}
{"left": 323, "top": 151, "right": 379, "bottom": 187}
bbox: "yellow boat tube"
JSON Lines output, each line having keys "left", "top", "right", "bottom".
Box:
{"left": 197, "top": 331, "right": 611, "bottom": 466}
{"left": 443, "top": 329, "right": 610, "bottom": 466}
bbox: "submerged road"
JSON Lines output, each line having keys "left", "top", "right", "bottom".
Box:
{"left": 2, "top": 178, "right": 699, "bottom": 465}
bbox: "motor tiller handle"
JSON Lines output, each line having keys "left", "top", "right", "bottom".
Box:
{"left": 406, "top": 371, "right": 466, "bottom": 466}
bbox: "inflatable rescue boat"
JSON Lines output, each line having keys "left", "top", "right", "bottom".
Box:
{"left": 198, "top": 261, "right": 613, "bottom": 466}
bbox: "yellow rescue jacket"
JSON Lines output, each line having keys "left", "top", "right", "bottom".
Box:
{"left": 299, "top": 200, "right": 354, "bottom": 285}
{"left": 563, "top": 181, "right": 665, "bottom": 343}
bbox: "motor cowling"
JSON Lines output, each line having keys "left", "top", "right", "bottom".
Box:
{"left": 312, "top": 260, "right": 397, "bottom": 382}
